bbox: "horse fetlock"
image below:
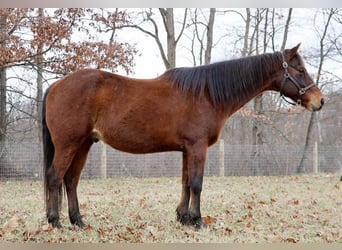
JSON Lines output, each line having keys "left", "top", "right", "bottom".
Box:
{"left": 48, "top": 214, "right": 62, "bottom": 228}
{"left": 176, "top": 210, "right": 189, "bottom": 225}
{"left": 176, "top": 210, "right": 207, "bottom": 229}
{"left": 69, "top": 213, "right": 85, "bottom": 228}
{"left": 189, "top": 217, "right": 207, "bottom": 229}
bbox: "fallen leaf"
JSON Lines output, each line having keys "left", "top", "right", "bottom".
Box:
{"left": 126, "top": 226, "right": 134, "bottom": 234}
{"left": 224, "top": 227, "right": 232, "bottom": 236}
{"left": 286, "top": 237, "right": 299, "bottom": 243}
{"left": 331, "top": 232, "right": 339, "bottom": 240}
{"left": 84, "top": 224, "right": 93, "bottom": 232}
{"left": 202, "top": 215, "right": 217, "bottom": 225}
{"left": 225, "top": 210, "right": 232, "bottom": 216}
{"left": 41, "top": 224, "right": 54, "bottom": 232}
{"left": 258, "top": 200, "right": 266, "bottom": 205}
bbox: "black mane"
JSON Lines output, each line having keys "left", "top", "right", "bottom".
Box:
{"left": 162, "top": 52, "right": 283, "bottom": 107}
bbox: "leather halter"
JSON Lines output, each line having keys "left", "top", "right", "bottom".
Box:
{"left": 279, "top": 52, "right": 317, "bottom": 105}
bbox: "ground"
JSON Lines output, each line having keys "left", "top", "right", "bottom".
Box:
{"left": 0, "top": 174, "right": 341, "bottom": 243}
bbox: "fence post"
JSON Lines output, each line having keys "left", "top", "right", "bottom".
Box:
{"left": 313, "top": 141, "right": 318, "bottom": 174}
{"left": 100, "top": 141, "right": 107, "bottom": 179}
{"left": 219, "top": 139, "right": 225, "bottom": 177}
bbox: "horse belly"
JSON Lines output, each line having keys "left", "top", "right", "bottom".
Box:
{"left": 96, "top": 116, "right": 182, "bottom": 154}
{"left": 103, "top": 130, "right": 181, "bottom": 154}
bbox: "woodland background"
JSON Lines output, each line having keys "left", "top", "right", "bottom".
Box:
{"left": 0, "top": 8, "right": 342, "bottom": 180}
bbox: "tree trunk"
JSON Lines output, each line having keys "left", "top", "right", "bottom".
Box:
{"left": 36, "top": 8, "right": 44, "bottom": 144}
{"left": 241, "top": 8, "right": 250, "bottom": 57}
{"left": 297, "top": 9, "right": 334, "bottom": 173}
{"left": 204, "top": 8, "right": 215, "bottom": 65}
{"left": 162, "top": 8, "right": 176, "bottom": 69}
{"left": 0, "top": 16, "right": 7, "bottom": 144}
{"left": 297, "top": 113, "right": 315, "bottom": 173}
{"left": 0, "top": 67, "right": 6, "bottom": 144}
{"left": 280, "top": 8, "right": 292, "bottom": 51}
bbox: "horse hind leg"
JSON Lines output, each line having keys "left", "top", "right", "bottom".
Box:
{"left": 64, "top": 138, "right": 93, "bottom": 228}
{"left": 46, "top": 146, "right": 78, "bottom": 228}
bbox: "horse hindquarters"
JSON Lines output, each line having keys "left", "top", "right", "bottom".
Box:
{"left": 43, "top": 88, "right": 91, "bottom": 228}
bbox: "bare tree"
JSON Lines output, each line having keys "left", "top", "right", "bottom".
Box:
{"left": 127, "top": 8, "right": 188, "bottom": 69}
{"left": 0, "top": 16, "right": 6, "bottom": 144}
{"left": 297, "top": 8, "right": 337, "bottom": 173}
{"left": 187, "top": 8, "right": 216, "bottom": 66}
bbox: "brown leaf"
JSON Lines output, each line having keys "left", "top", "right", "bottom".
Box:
{"left": 225, "top": 209, "right": 232, "bottom": 216}
{"left": 202, "top": 215, "right": 217, "bottom": 225}
{"left": 41, "top": 224, "right": 54, "bottom": 232}
{"left": 225, "top": 227, "right": 232, "bottom": 236}
{"left": 126, "top": 226, "right": 134, "bottom": 234}
{"left": 286, "top": 237, "right": 299, "bottom": 243}
{"left": 258, "top": 200, "right": 266, "bottom": 205}
{"left": 84, "top": 224, "right": 93, "bottom": 232}
{"left": 293, "top": 199, "right": 299, "bottom": 205}
{"left": 331, "top": 232, "right": 340, "bottom": 240}
{"left": 97, "top": 228, "right": 106, "bottom": 237}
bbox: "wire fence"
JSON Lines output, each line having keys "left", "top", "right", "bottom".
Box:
{"left": 0, "top": 140, "right": 341, "bottom": 181}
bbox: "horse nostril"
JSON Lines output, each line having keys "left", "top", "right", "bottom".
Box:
{"left": 320, "top": 98, "right": 325, "bottom": 106}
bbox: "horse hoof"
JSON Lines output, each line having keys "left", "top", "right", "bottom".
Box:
{"left": 190, "top": 218, "right": 207, "bottom": 229}
{"left": 51, "top": 220, "right": 62, "bottom": 229}
{"left": 70, "top": 214, "right": 86, "bottom": 228}
{"left": 75, "top": 219, "right": 86, "bottom": 228}
{"left": 176, "top": 212, "right": 189, "bottom": 225}
{"left": 48, "top": 215, "right": 62, "bottom": 229}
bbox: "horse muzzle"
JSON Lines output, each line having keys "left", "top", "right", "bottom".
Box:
{"left": 306, "top": 96, "right": 325, "bottom": 112}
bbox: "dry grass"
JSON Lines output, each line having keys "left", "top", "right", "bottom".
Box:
{"left": 0, "top": 174, "right": 342, "bottom": 242}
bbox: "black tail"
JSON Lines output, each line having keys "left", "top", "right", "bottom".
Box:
{"left": 42, "top": 87, "right": 61, "bottom": 213}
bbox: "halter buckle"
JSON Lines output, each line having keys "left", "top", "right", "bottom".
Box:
{"left": 299, "top": 88, "right": 306, "bottom": 95}
{"left": 282, "top": 62, "right": 288, "bottom": 69}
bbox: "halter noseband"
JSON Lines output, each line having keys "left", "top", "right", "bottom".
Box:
{"left": 279, "top": 52, "right": 317, "bottom": 106}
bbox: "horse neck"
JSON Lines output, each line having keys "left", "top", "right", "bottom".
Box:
{"left": 211, "top": 53, "right": 282, "bottom": 115}
{"left": 223, "top": 82, "right": 272, "bottom": 117}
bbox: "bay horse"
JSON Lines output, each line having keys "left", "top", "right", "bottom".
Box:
{"left": 42, "top": 44, "right": 324, "bottom": 229}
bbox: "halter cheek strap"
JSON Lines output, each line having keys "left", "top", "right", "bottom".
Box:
{"left": 279, "top": 52, "right": 317, "bottom": 106}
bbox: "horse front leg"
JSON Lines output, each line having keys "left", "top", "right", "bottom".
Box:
{"left": 177, "top": 142, "right": 207, "bottom": 228}
{"left": 176, "top": 152, "right": 190, "bottom": 225}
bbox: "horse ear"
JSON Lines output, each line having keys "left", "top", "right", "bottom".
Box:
{"left": 285, "top": 43, "right": 300, "bottom": 60}
{"left": 287, "top": 43, "right": 301, "bottom": 58}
